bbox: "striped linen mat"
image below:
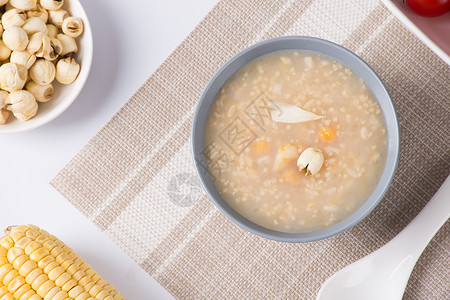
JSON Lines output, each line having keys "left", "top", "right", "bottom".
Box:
{"left": 52, "top": 0, "right": 450, "bottom": 298}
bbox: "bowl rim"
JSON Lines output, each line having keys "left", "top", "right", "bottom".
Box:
{"left": 0, "top": 0, "right": 94, "bottom": 134}
{"left": 192, "top": 36, "right": 400, "bottom": 243}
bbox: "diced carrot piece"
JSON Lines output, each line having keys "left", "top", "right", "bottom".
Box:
{"left": 252, "top": 138, "right": 270, "bottom": 154}
{"left": 320, "top": 127, "right": 335, "bottom": 141}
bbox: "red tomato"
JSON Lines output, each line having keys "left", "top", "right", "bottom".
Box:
{"left": 406, "top": 0, "right": 450, "bottom": 17}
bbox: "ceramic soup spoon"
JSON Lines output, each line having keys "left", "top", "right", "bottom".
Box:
{"left": 317, "top": 175, "right": 450, "bottom": 300}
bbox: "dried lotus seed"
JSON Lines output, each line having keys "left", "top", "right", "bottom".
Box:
{"left": 297, "top": 147, "right": 324, "bottom": 176}
{"left": 5, "top": 90, "right": 38, "bottom": 121}
{"left": 46, "top": 24, "right": 59, "bottom": 39}
{"left": 0, "top": 63, "right": 28, "bottom": 92}
{"left": 56, "top": 33, "right": 77, "bottom": 57}
{"left": 48, "top": 9, "right": 69, "bottom": 28}
{"left": 29, "top": 59, "right": 56, "bottom": 85}
{"left": 44, "top": 38, "right": 62, "bottom": 60}
{"left": 3, "top": 27, "right": 29, "bottom": 51}
{"left": 0, "top": 0, "right": 8, "bottom": 6}
{"left": 56, "top": 57, "right": 80, "bottom": 85}
{"left": 9, "top": 0, "right": 38, "bottom": 10}
{"left": 26, "top": 81, "right": 54, "bottom": 103}
{"left": 1, "top": 9, "right": 27, "bottom": 29}
{"left": 0, "top": 40, "right": 12, "bottom": 61}
{"left": 22, "top": 17, "right": 49, "bottom": 36}
{"left": 40, "top": 0, "right": 64, "bottom": 11}
{"left": 35, "top": 35, "right": 51, "bottom": 58}
{"left": 27, "top": 32, "right": 49, "bottom": 56}
{"left": 62, "top": 17, "right": 84, "bottom": 38}
{"left": 27, "top": 5, "right": 49, "bottom": 23}
{"left": 10, "top": 51, "right": 37, "bottom": 69}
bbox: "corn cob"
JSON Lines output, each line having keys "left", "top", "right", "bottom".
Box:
{"left": 0, "top": 225, "right": 125, "bottom": 300}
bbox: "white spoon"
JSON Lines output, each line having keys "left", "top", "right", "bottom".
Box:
{"left": 317, "top": 175, "right": 450, "bottom": 300}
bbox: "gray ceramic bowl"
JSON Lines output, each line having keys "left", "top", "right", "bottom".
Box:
{"left": 192, "top": 36, "right": 399, "bottom": 242}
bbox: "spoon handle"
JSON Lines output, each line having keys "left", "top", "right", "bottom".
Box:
{"left": 386, "top": 175, "right": 450, "bottom": 261}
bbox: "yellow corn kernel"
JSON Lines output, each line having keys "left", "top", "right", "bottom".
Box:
{"left": 13, "top": 226, "right": 30, "bottom": 232}
{"left": 0, "top": 264, "right": 14, "bottom": 282}
{"left": 43, "top": 261, "right": 59, "bottom": 274}
{"left": 8, "top": 276, "right": 26, "bottom": 293}
{"left": 0, "top": 286, "right": 9, "bottom": 297}
{"left": 37, "top": 256, "right": 54, "bottom": 269}
{"left": 15, "top": 237, "right": 32, "bottom": 250}
{"left": 78, "top": 275, "right": 91, "bottom": 287}
{"left": 28, "top": 293, "right": 42, "bottom": 300}
{"left": 18, "top": 260, "right": 37, "bottom": 277}
{"left": 1, "top": 292, "right": 15, "bottom": 300}
{"left": 55, "top": 252, "right": 71, "bottom": 265}
{"left": 25, "top": 230, "right": 40, "bottom": 240}
{"left": 96, "top": 290, "right": 111, "bottom": 300}
{"left": 31, "top": 273, "right": 48, "bottom": 290}
{"left": 48, "top": 266, "right": 65, "bottom": 281}
{"left": 30, "top": 248, "right": 50, "bottom": 262}
{"left": 66, "top": 264, "right": 80, "bottom": 276}
{"left": 35, "top": 235, "right": 48, "bottom": 244}
{"left": 25, "top": 268, "right": 43, "bottom": 285}
{"left": 13, "top": 255, "right": 29, "bottom": 270}
{"left": 43, "top": 286, "right": 60, "bottom": 300}
{"left": 18, "top": 288, "right": 35, "bottom": 300}
{"left": 102, "top": 283, "right": 115, "bottom": 293}
{"left": 3, "top": 269, "right": 20, "bottom": 286}
{"left": 89, "top": 284, "right": 103, "bottom": 297}
{"left": 83, "top": 282, "right": 95, "bottom": 293}
{"left": 95, "top": 278, "right": 108, "bottom": 288}
{"left": 68, "top": 285, "right": 84, "bottom": 298}
{"left": 74, "top": 291, "right": 91, "bottom": 300}
{"left": 7, "top": 248, "right": 24, "bottom": 263}
{"left": 54, "top": 272, "right": 71, "bottom": 287}
{"left": 9, "top": 231, "right": 26, "bottom": 243}
{"left": 43, "top": 241, "right": 57, "bottom": 252}
{"left": 24, "top": 241, "right": 42, "bottom": 256}
{"left": 61, "top": 278, "right": 77, "bottom": 292}
{"left": 50, "top": 247, "right": 64, "bottom": 258}
{"left": 0, "top": 257, "right": 8, "bottom": 267}
{"left": 0, "top": 236, "right": 14, "bottom": 249}
{"left": 36, "top": 280, "right": 55, "bottom": 298}
{"left": 1, "top": 225, "right": 125, "bottom": 299}
{"left": 72, "top": 270, "right": 85, "bottom": 281}
{"left": 52, "top": 290, "right": 69, "bottom": 300}
{"left": 13, "top": 283, "right": 30, "bottom": 299}
{"left": 84, "top": 268, "right": 96, "bottom": 277}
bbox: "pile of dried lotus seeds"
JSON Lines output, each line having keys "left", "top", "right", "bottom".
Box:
{"left": 0, "top": 0, "right": 83, "bottom": 124}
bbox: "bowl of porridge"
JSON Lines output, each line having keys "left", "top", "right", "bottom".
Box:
{"left": 192, "top": 36, "right": 399, "bottom": 242}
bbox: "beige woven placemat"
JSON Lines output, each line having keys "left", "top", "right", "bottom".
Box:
{"left": 52, "top": 0, "right": 450, "bottom": 299}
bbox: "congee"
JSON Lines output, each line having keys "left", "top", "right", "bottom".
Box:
{"left": 203, "top": 50, "right": 387, "bottom": 233}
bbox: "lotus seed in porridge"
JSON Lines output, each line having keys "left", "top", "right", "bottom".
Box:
{"left": 203, "top": 50, "right": 387, "bottom": 233}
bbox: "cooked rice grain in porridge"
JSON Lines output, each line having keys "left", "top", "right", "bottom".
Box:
{"left": 204, "top": 50, "right": 387, "bottom": 233}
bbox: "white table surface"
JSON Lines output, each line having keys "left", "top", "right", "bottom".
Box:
{"left": 0, "top": 0, "right": 218, "bottom": 298}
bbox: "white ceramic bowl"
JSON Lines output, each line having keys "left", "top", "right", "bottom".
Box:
{"left": 0, "top": 0, "right": 93, "bottom": 134}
